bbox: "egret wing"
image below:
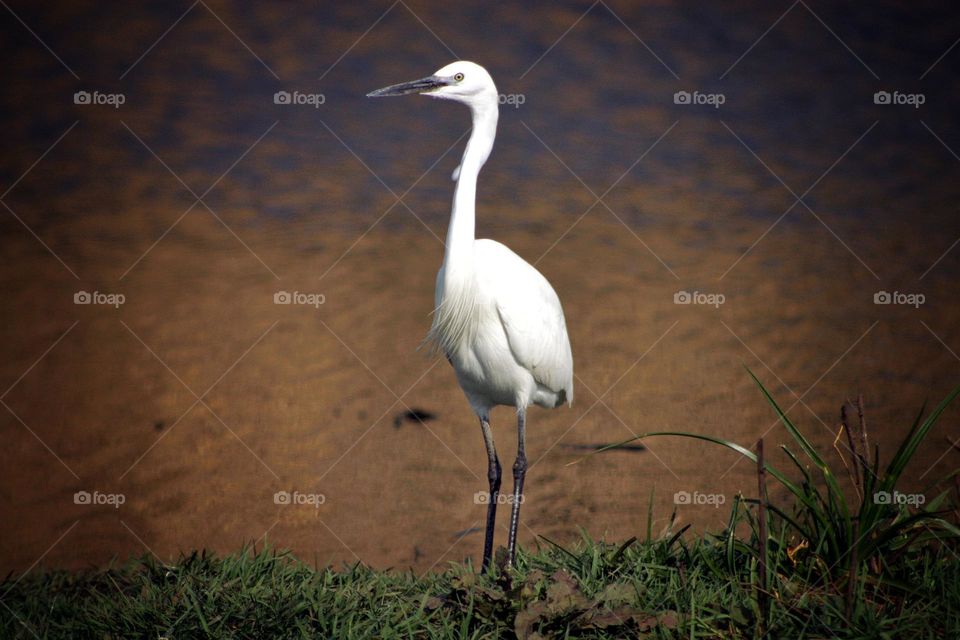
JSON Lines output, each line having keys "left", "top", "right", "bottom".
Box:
{"left": 477, "top": 241, "right": 573, "bottom": 403}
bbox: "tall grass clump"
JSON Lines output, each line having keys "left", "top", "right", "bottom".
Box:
{"left": 621, "top": 369, "right": 960, "bottom": 630}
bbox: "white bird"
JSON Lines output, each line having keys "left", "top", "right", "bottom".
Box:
{"left": 368, "top": 61, "right": 573, "bottom": 570}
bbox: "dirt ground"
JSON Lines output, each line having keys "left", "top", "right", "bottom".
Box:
{"left": 2, "top": 205, "right": 958, "bottom": 574}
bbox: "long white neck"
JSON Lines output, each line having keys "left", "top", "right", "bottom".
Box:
{"left": 444, "top": 96, "right": 498, "bottom": 271}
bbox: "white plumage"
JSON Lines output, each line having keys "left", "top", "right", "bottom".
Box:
{"left": 431, "top": 239, "right": 573, "bottom": 413}
{"left": 369, "top": 60, "right": 573, "bottom": 570}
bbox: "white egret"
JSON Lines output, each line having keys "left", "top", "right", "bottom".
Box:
{"left": 368, "top": 61, "right": 573, "bottom": 570}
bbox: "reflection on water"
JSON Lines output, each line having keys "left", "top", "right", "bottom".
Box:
{"left": 3, "top": 1, "right": 959, "bottom": 231}
{"left": 1, "top": 1, "right": 959, "bottom": 573}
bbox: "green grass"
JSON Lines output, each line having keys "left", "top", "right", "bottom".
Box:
{"left": 3, "top": 374, "right": 960, "bottom": 639}
{"left": 1, "top": 535, "right": 958, "bottom": 639}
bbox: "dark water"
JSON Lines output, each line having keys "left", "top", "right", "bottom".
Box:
{"left": 3, "top": 1, "right": 959, "bottom": 232}
{"left": 2, "top": 1, "right": 960, "bottom": 573}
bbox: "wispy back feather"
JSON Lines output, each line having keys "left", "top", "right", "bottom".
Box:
{"left": 422, "top": 273, "right": 480, "bottom": 357}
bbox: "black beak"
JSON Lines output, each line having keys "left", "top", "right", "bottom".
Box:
{"left": 366, "top": 75, "right": 450, "bottom": 97}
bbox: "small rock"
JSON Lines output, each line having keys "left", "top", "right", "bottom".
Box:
{"left": 393, "top": 408, "right": 437, "bottom": 428}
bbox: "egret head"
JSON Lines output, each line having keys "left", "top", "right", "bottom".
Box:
{"left": 367, "top": 61, "right": 497, "bottom": 108}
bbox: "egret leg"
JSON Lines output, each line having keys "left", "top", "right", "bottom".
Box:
{"left": 506, "top": 408, "right": 527, "bottom": 567}
{"left": 479, "top": 416, "right": 501, "bottom": 572}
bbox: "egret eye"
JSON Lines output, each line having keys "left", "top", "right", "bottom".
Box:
{"left": 454, "top": 73, "right": 464, "bottom": 82}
